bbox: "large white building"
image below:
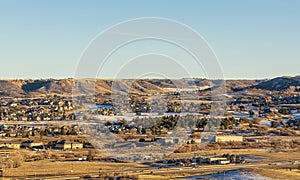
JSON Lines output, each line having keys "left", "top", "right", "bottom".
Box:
{"left": 213, "top": 135, "right": 243, "bottom": 143}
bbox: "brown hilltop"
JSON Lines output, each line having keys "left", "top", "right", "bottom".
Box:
{"left": 251, "top": 76, "right": 300, "bottom": 91}
{"left": 0, "top": 78, "right": 268, "bottom": 97}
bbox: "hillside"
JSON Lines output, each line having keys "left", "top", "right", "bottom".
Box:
{"left": 251, "top": 76, "right": 300, "bottom": 91}
{"left": 0, "top": 78, "right": 265, "bottom": 97}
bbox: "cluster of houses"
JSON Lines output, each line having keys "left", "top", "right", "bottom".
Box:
{"left": 160, "top": 154, "right": 246, "bottom": 167}
{"left": 0, "top": 96, "right": 75, "bottom": 121}
{"left": 0, "top": 139, "right": 83, "bottom": 150}
{"left": 0, "top": 124, "right": 82, "bottom": 138}
{"left": 227, "top": 92, "right": 300, "bottom": 118}
{"left": 0, "top": 90, "right": 299, "bottom": 157}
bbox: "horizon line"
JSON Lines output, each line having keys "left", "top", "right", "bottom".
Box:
{"left": 0, "top": 75, "right": 299, "bottom": 81}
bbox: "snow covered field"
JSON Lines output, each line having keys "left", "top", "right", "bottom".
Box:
{"left": 186, "top": 169, "right": 272, "bottom": 180}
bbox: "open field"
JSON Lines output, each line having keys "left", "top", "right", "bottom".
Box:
{"left": 4, "top": 160, "right": 144, "bottom": 178}
{"left": 2, "top": 160, "right": 266, "bottom": 179}
{"left": 251, "top": 168, "right": 300, "bottom": 180}
{"left": 1, "top": 148, "right": 300, "bottom": 179}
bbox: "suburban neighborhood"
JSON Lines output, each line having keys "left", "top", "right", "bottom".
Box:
{"left": 0, "top": 77, "right": 300, "bottom": 179}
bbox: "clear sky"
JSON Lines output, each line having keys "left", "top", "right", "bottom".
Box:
{"left": 0, "top": 0, "right": 299, "bottom": 79}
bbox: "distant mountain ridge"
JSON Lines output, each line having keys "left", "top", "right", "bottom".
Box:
{"left": 0, "top": 78, "right": 211, "bottom": 97}
{"left": 0, "top": 76, "right": 298, "bottom": 97}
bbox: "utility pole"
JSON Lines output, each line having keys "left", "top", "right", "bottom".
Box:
{"left": 71, "top": 163, "right": 74, "bottom": 173}
{"left": 0, "top": 167, "right": 4, "bottom": 180}
{"left": 98, "top": 168, "right": 102, "bottom": 178}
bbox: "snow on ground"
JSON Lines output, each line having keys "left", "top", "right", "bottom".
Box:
{"left": 293, "top": 113, "right": 300, "bottom": 119}
{"left": 259, "top": 120, "right": 272, "bottom": 127}
{"left": 186, "top": 169, "right": 272, "bottom": 180}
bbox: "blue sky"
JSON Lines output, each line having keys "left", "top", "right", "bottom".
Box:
{"left": 0, "top": 0, "right": 299, "bottom": 79}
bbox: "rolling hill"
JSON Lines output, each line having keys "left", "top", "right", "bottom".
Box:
{"left": 251, "top": 76, "right": 300, "bottom": 91}
{"left": 0, "top": 77, "right": 279, "bottom": 97}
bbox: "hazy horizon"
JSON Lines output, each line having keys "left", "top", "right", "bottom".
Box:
{"left": 0, "top": 75, "right": 299, "bottom": 81}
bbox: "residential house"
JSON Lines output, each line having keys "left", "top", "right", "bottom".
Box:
{"left": 21, "top": 140, "right": 43, "bottom": 148}
{"left": 55, "top": 140, "right": 83, "bottom": 150}
{"left": 0, "top": 142, "right": 20, "bottom": 149}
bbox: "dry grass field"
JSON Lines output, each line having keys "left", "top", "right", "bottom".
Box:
{"left": 4, "top": 160, "right": 144, "bottom": 178}
{"left": 252, "top": 168, "right": 300, "bottom": 180}
{"left": 1, "top": 148, "right": 299, "bottom": 179}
